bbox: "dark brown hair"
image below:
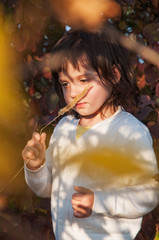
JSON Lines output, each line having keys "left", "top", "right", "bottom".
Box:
{"left": 51, "top": 24, "right": 140, "bottom": 117}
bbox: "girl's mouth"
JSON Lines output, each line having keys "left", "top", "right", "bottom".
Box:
{"left": 75, "top": 102, "right": 86, "bottom": 108}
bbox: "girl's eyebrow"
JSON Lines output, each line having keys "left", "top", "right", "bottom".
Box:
{"left": 78, "top": 68, "right": 98, "bottom": 77}
{"left": 58, "top": 69, "right": 98, "bottom": 83}
{"left": 77, "top": 72, "right": 98, "bottom": 80}
{"left": 76, "top": 73, "right": 90, "bottom": 79}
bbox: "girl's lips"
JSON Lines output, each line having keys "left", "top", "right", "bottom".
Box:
{"left": 75, "top": 102, "right": 86, "bottom": 108}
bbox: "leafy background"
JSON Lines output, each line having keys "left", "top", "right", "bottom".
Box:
{"left": 0, "top": 0, "right": 159, "bottom": 239}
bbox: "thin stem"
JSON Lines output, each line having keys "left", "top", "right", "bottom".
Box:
{"left": 39, "top": 115, "right": 60, "bottom": 135}
{"left": 0, "top": 159, "right": 30, "bottom": 193}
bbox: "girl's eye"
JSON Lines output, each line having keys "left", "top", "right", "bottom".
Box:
{"left": 80, "top": 79, "right": 89, "bottom": 83}
{"left": 60, "top": 82, "right": 69, "bottom": 88}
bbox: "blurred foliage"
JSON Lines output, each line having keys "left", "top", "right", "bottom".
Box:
{"left": 0, "top": 0, "right": 159, "bottom": 239}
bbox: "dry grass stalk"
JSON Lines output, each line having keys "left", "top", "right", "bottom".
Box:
{"left": 40, "top": 84, "right": 92, "bottom": 134}
{"left": 58, "top": 83, "right": 92, "bottom": 115}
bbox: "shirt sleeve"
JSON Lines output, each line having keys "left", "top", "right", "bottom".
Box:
{"left": 24, "top": 133, "right": 55, "bottom": 198}
{"left": 93, "top": 122, "right": 159, "bottom": 219}
{"left": 93, "top": 178, "right": 159, "bottom": 218}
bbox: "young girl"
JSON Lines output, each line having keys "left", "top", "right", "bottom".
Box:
{"left": 22, "top": 25, "right": 159, "bottom": 240}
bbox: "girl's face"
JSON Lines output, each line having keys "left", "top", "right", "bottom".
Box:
{"left": 59, "top": 61, "right": 113, "bottom": 126}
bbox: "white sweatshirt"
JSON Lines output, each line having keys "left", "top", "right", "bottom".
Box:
{"left": 25, "top": 107, "right": 159, "bottom": 240}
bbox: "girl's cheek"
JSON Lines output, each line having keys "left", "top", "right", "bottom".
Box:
{"left": 63, "top": 91, "right": 70, "bottom": 104}
{"left": 85, "top": 84, "right": 93, "bottom": 96}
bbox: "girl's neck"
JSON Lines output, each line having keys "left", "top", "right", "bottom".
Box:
{"left": 79, "top": 106, "right": 117, "bottom": 127}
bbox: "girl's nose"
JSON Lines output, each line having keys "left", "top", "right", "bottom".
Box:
{"left": 70, "top": 85, "right": 81, "bottom": 99}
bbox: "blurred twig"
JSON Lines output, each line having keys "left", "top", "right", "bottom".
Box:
{"left": 105, "top": 25, "right": 159, "bottom": 67}
{"left": 119, "top": 34, "right": 159, "bottom": 67}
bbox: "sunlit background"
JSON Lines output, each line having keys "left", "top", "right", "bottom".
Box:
{"left": 0, "top": 27, "right": 27, "bottom": 189}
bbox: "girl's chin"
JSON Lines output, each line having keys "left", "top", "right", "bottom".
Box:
{"left": 77, "top": 111, "right": 99, "bottom": 119}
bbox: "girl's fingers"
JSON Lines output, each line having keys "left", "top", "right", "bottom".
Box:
{"left": 72, "top": 193, "right": 83, "bottom": 201}
{"left": 74, "top": 186, "right": 92, "bottom": 194}
{"left": 22, "top": 132, "right": 46, "bottom": 170}
{"left": 32, "top": 132, "right": 41, "bottom": 141}
{"left": 72, "top": 202, "right": 91, "bottom": 215}
{"left": 73, "top": 209, "right": 89, "bottom": 218}
{"left": 27, "top": 138, "right": 43, "bottom": 152}
{"left": 24, "top": 147, "right": 39, "bottom": 160}
{"left": 71, "top": 198, "right": 81, "bottom": 206}
{"left": 40, "top": 132, "right": 46, "bottom": 149}
{"left": 25, "top": 158, "right": 43, "bottom": 169}
{"left": 32, "top": 132, "right": 46, "bottom": 150}
{"left": 73, "top": 210, "right": 85, "bottom": 218}
{"left": 72, "top": 204, "right": 87, "bottom": 214}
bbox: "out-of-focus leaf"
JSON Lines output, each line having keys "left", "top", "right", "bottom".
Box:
{"left": 137, "top": 105, "right": 153, "bottom": 121}
{"left": 43, "top": 66, "right": 52, "bottom": 79}
{"left": 157, "top": 110, "right": 159, "bottom": 123}
{"left": 149, "top": 123, "right": 159, "bottom": 140}
{"left": 34, "top": 55, "right": 43, "bottom": 61}
{"left": 0, "top": 28, "right": 27, "bottom": 133}
{"left": 144, "top": 65, "right": 158, "bottom": 86}
{"left": 67, "top": 146, "right": 155, "bottom": 182}
{"left": 4, "top": 14, "right": 16, "bottom": 34}
{"left": 118, "top": 20, "right": 127, "bottom": 30}
{"left": 117, "top": 0, "right": 135, "bottom": 4}
{"left": 29, "top": 86, "right": 35, "bottom": 96}
{"left": 2, "top": 0, "right": 17, "bottom": 8}
{"left": 0, "top": 194, "right": 8, "bottom": 210}
{"left": 45, "top": 87, "right": 59, "bottom": 113}
{"left": 140, "top": 95, "right": 155, "bottom": 107}
{"left": 50, "top": 0, "right": 121, "bottom": 30}
{"left": 23, "top": 0, "right": 47, "bottom": 26}
{"left": 156, "top": 83, "right": 159, "bottom": 98}
{"left": 0, "top": 4, "right": 4, "bottom": 26}
{"left": 27, "top": 35, "right": 38, "bottom": 52}
{"left": 143, "top": 23, "right": 159, "bottom": 45}
{"left": 23, "top": 1, "right": 37, "bottom": 24}
{"left": 35, "top": 208, "right": 48, "bottom": 215}
{"left": 151, "top": 0, "right": 159, "bottom": 13}
{"left": 13, "top": 2, "right": 22, "bottom": 24}
{"left": 30, "top": 0, "right": 45, "bottom": 8}
{"left": 12, "top": 29, "right": 30, "bottom": 52}
{"left": 136, "top": 62, "right": 146, "bottom": 73}
{"left": 153, "top": 43, "right": 159, "bottom": 54}
{"left": 27, "top": 54, "right": 33, "bottom": 63}
{"left": 137, "top": 74, "right": 146, "bottom": 89}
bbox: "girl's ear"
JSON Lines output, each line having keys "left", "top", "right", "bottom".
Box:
{"left": 113, "top": 66, "right": 121, "bottom": 83}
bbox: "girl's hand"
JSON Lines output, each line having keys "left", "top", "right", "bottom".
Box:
{"left": 71, "top": 186, "right": 94, "bottom": 218}
{"left": 22, "top": 132, "right": 46, "bottom": 171}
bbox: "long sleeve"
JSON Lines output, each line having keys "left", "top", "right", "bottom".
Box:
{"left": 24, "top": 164, "right": 52, "bottom": 198}
{"left": 93, "top": 178, "right": 159, "bottom": 218}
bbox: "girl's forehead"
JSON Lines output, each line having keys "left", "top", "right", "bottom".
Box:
{"left": 61, "top": 58, "right": 93, "bottom": 73}
{"left": 59, "top": 60, "right": 97, "bottom": 80}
